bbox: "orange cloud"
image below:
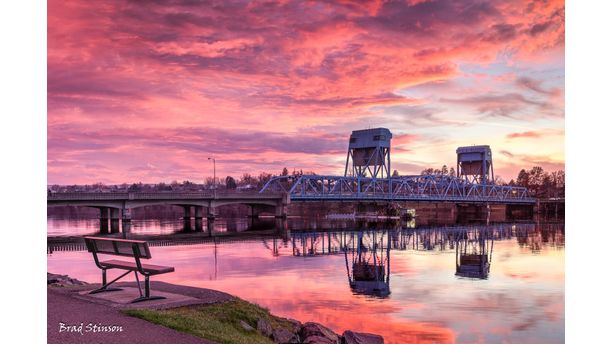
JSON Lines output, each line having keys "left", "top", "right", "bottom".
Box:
{"left": 48, "top": 0, "right": 565, "bottom": 184}
{"left": 506, "top": 131, "right": 542, "bottom": 139}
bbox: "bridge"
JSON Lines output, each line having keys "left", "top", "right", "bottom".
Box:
{"left": 259, "top": 128, "right": 533, "bottom": 204}
{"left": 47, "top": 128, "right": 534, "bottom": 231}
{"left": 259, "top": 173, "right": 532, "bottom": 203}
{"left": 47, "top": 191, "right": 289, "bottom": 232}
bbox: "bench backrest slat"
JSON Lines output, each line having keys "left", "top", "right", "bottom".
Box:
{"left": 84, "top": 236, "right": 151, "bottom": 259}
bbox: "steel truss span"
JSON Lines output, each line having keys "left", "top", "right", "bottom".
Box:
{"left": 259, "top": 174, "right": 534, "bottom": 204}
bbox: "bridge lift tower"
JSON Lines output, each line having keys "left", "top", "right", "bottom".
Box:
{"left": 456, "top": 145, "right": 494, "bottom": 184}
{"left": 343, "top": 230, "right": 391, "bottom": 297}
{"left": 344, "top": 128, "right": 392, "bottom": 179}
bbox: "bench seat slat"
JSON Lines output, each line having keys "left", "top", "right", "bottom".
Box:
{"left": 100, "top": 259, "right": 175, "bottom": 275}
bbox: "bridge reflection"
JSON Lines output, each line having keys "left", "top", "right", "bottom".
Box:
{"left": 48, "top": 222, "right": 564, "bottom": 295}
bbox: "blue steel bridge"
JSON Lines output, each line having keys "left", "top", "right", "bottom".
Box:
{"left": 259, "top": 128, "right": 533, "bottom": 204}
{"left": 47, "top": 128, "right": 534, "bottom": 215}
{"left": 259, "top": 173, "right": 532, "bottom": 204}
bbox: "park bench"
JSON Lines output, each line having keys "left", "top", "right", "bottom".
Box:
{"left": 84, "top": 236, "right": 175, "bottom": 303}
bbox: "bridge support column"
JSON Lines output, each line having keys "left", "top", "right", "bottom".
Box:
{"left": 183, "top": 206, "right": 192, "bottom": 220}
{"left": 122, "top": 208, "right": 131, "bottom": 233}
{"left": 110, "top": 208, "right": 120, "bottom": 233}
{"left": 99, "top": 207, "right": 109, "bottom": 233}
{"left": 182, "top": 206, "right": 192, "bottom": 231}
{"left": 207, "top": 207, "right": 217, "bottom": 221}
{"left": 194, "top": 206, "right": 203, "bottom": 219}
{"left": 275, "top": 204, "right": 287, "bottom": 218}
{"left": 275, "top": 217, "right": 288, "bottom": 231}
{"left": 247, "top": 205, "right": 261, "bottom": 218}
{"left": 194, "top": 206, "right": 203, "bottom": 231}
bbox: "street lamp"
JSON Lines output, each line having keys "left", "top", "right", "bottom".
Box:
{"left": 208, "top": 157, "right": 216, "bottom": 197}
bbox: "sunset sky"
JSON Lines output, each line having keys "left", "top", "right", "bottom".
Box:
{"left": 47, "top": 0, "right": 565, "bottom": 185}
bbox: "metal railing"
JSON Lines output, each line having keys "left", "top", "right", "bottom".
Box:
{"left": 47, "top": 190, "right": 283, "bottom": 201}
{"left": 260, "top": 174, "right": 535, "bottom": 203}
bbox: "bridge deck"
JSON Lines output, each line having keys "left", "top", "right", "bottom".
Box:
{"left": 259, "top": 175, "right": 535, "bottom": 204}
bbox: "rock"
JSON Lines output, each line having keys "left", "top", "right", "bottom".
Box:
{"left": 300, "top": 322, "right": 340, "bottom": 344}
{"left": 304, "top": 336, "right": 336, "bottom": 344}
{"left": 342, "top": 330, "right": 384, "bottom": 344}
{"left": 272, "top": 328, "right": 300, "bottom": 343}
{"left": 257, "top": 318, "right": 273, "bottom": 337}
{"left": 285, "top": 318, "right": 302, "bottom": 333}
{"left": 47, "top": 273, "right": 88, "bottom": 286}
{"left": 239, "top": 320, "right": 255, "bottom": 332}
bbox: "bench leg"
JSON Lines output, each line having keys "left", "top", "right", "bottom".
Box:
{"left": 130, "top": 275, "right": 166, "bottom": 303}
{"left": 89, "top": 269, "right": 128, "bottom": 294}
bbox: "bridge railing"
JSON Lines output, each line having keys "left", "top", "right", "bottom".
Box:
{"left": 47, "top": 190, "right": 283, "bottom": 201}
{"left": 260, "top": 174, "right": 534, "bottom": 203}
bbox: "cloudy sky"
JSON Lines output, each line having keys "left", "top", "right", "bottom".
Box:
{"left": 47, "top": 0, "right": 564, "bottom": 184}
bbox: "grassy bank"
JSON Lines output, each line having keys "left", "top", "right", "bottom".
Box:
{"left": 124, "top": 298, "right": 295, "bottom": 344}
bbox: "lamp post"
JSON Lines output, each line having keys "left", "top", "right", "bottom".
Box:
{"left": 208, "top": 157, "right": 216, "bottom": 197}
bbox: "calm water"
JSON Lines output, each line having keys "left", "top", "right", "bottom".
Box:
{"left": 47, "top": 213, "right": 564, "bottom": 344}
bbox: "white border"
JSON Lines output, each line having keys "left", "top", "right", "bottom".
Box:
{"left": 0, "top": 1, "right": 47, "bottom": 342}
{"left": 566, "top": 0, "right": 612, "bottom": 342}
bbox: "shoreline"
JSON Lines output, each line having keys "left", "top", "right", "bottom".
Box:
{"left": 48, "top": 273, "right": 384, "bottom": 344}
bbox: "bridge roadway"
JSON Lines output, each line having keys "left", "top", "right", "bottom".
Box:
{"left": 47, "top": 191, "right": 290, "bottom": 220}
{"left": 48, "top": 175, "right": 535, "bottom": 227}
{"left": 259, "top": 174, "right": 535, "bottom": 204}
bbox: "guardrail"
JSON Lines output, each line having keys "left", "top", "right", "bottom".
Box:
{"left": 260, "top": 175, "right": 536, "bottom": 204}
{"left": 47, "top": 191, "right": 284, "bottom": 201}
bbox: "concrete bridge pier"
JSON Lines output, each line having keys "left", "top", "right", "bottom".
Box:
{"left": 275, "top": 217, "right": 288, "bottom": 231}
{"left": 194, "top": 218, "right": 203, "bottom": 231}
{"left": 182, "top": 206, "right": 192, "bottom": 231}
{"left": 110, "top": 208, "right": 120, "bottom": 233}
{"left": 247, "top": 205, "right": 258, "bottom": 218}
{"left": 183, "top": 206, "right": 192, "bottom": 221}
{"left": 206, "top": 220, "right": 214, "bottom": 236}
{"left": 99, "top": 207, "right": 109, "bottom": 233}
{"left": 122, "top": 207, "right": 131, "bottom": 233}
{"left": 207, "top": 207, "right": 217, "bottom": 221}
{"left": 194, "top": 206, "right": 204, "bottom": 231}
{"left": 275, "top": 204, "right": 287, "bottom": 218}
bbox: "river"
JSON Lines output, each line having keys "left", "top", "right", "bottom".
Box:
{"left": 47, "top": 210, "right": 564, "bottom": 344}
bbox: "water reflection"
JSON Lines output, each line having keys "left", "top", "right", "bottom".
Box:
{"left": 48, "top": 218, "right": 564, "bottom": 344}
{"left": 344, "top": 231, "right": 391, "bottom": 297}
{"left": 455, "top": 229, "right": 493, "bottom": 279}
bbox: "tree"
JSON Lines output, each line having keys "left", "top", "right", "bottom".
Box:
{"left": 239, "top": 173, "right": 256, "bottom": 186}
{"left": 258, "top": 172, "right": 272, "bottom": 188}
{"left": 517, "top": 169, "right": 530, "bottom": 188}
{"left": 225, "top": 176, "right": 237, "bottom": 189}
{"left": 494, "top": 176, "right": 506, "bottom": 185}
{"left": 514, "top": 166, "right": 565, "bottom": 199}
{"left": 421, "top": 168, "right": 434, "bottom": 175}
{"left": 128, "top": 183, "right": 142, "bottom": 192}
{"left": 205, "top": 177, "right": 216, "bottom": 188}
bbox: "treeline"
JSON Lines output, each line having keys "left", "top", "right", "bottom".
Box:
{"left": 47, "top": 167, "right": 316, "bottom": 193}
{"left": 508, "top": 166, "right": 565, "bottom": 199}
{"left": 419, "top": 165, "right": 565, "bottom": 199}
{"left": 420, "top": 165, "right": 456, "bottom": 177}
{"left": 49, "top": 165, "right": 564, "bottom": 199}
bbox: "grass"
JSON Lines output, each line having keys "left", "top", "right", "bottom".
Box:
{"left": 124, "top": 298, "right": 296, "bottom": 344}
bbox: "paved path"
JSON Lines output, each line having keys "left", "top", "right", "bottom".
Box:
{"left": 48, "top": 281, "right": 234, "bottom": 344}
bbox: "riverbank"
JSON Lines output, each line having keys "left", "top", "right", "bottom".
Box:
{"left": 48, "top": 273, "right": 384, "bottom": 344}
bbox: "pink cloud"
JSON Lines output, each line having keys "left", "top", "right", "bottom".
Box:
{"left": 48, "top": 0, "right": 565, "bottom": 184}
{"left": 506, "top": 131, "right": 542, "bottom": 139}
